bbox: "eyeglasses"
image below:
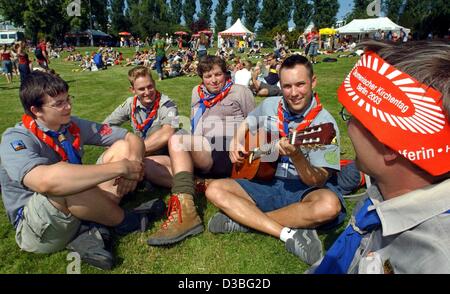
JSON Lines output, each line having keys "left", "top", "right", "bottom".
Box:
{"left": 43, "top": 95, "right": 73, "bottom": 111}
{"left": 339, "top": 106, "right": 352, "bottom": 121}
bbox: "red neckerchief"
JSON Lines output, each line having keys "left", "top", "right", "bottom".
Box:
{"left": 197, "top": 79, "right": 233, "bottom": 108}
{"left": 277, "top": 93, "right": 323, "bottom": 137}
{"left": 131, "top": 91, "right": 161, "bottom": 132}
{"left": 22, "top": 114, "right": 81, "bottom": 162}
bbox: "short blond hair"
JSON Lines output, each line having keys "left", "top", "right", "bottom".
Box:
{"left": 128, "top": 66, "right": 154, "bottom": 86}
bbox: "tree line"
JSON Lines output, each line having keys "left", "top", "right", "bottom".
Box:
{"left": 0, "top": 0, "right": 448, "bottom": 43}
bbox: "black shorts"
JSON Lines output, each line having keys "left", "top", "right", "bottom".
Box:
{"left": 195, "top": 136, "right": 233, "bottom": 178}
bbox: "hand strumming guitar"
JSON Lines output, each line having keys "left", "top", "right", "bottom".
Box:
{"left": 229, "top": 137, "right": 248, "bottom": 164}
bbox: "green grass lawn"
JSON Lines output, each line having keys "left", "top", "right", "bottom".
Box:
{"left": 0, "top": 47, "right": 359, "bottom": 274}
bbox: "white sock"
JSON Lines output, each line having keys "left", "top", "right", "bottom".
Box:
{"left": 280, "top": 227, "right": 296, "bottom": 242}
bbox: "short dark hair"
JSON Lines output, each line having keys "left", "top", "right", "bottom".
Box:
{"left": 20, "top": 71, "right": 69, "bottom": 118}
{"left": 197, "top": 55, "right": 227, "bottom": 77}
{"left": 359, "top": 40, "right": 450, "bottom": 117}
{"left": 279, "top": 54, "right": 314, "bottom": 81}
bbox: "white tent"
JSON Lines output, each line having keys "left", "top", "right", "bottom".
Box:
{"left": 218, "top": 18, "right": 254, "bottom": 48}
{"left": 337, "top": 17, "right": 410, "bottom": 34}
{"left": 219, "top": 18, "right": 253, "bottom": 37}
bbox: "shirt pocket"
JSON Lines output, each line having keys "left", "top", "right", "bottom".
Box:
{"left": 217, "top": 99, "right": 238, "bottom": 118}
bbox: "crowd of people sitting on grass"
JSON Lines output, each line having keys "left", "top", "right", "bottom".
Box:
{"left": 1, "top": 33, "right": 449, "bottom": 274}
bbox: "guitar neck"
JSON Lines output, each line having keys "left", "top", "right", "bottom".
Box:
{"left": 250, "top": 123, "right": 335, "bottom": 161}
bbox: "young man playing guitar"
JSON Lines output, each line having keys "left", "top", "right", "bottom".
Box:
{"left": 205, "top": 55, "right": 346, "bottom": 266}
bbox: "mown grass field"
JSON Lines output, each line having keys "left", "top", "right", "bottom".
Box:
{"left": 0, "top": 47, "right": 359, "bottom": 274}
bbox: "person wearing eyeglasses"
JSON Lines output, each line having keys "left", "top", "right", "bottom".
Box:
{"left": 0, "top": 71, "right": 165, "bottom": 270}
{"left": 250, "top": 53, "right": 283, "bottom": 97}
{"left": 310, "top": 41, "right": 450, "bottom": 274}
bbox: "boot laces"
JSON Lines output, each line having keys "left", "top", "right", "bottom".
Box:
{"left": 161, "top": 195, "right": 182, "bottom": 229}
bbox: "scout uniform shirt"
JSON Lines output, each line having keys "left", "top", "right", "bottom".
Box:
{"left": 308, "top": 180, "right": 450, "bottom": 274}
{"left": 190, "top": 84, "right": 255, "bottom": 139}
{"left": 0, "top": 117, "right": 128, "bottom": 225}
{"left": 103, "top": 94, "right": 177, "bottom": 153}
{"left": 245, "top": 95, "right": 341, "bottom": 180}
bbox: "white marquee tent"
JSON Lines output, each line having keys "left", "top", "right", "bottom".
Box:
{"left": 219, "top": 18, "right": 253, "bottom": 36}
{"left": 337, "top": 17, "right": 410, "bottom": 35}
{"left": 218, "top": 18, "right": 253, "bottom": 47}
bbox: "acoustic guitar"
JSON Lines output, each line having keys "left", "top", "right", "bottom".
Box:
{"left": 231, "top": 122, "right": 337, "bottom": 181}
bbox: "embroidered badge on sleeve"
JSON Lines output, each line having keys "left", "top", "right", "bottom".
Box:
{"left": 99, "top": 124, "right": 113, "bottom": 136}
{"left": 10, "top": 140, "right": 27, "bottom": 151}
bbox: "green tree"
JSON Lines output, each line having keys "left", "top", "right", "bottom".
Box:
{"left": 23, "top": 0, "right": 71, "bottom": 43}
{"left": 199, "top": 0, "right": 212, "bottom": 26}
{"left": 243, "top": 0, "right": 260, "bottom": 31}
{"left": 127, "top": 0, "right": 172, "bottom": 37}
{"left": 313, "top": 0, "right": 339, "bottom": 28}
{"left": 398, "top": 0, "right": 431, "bottom": 34}
{"left": 259, "top": 0, "right": 281, "bottom": 32}
{"left": 0, "top": 0, "right": 27, "bottom": 26}
{"left": 345, "top": 0, "right": 373, "bottom": 22}
{"left": 293, "top": 0, "right": 312, "bottom": 32}
{"left": 183, "top": 0, "right": 197, "bottom": 28}
{"left": 0, "top": 0, "right": 73, "bottom": 43}
{"left": 231, "top": 0, "right": 244, "bottom": 23}
{"left": 279, "top": 0, "right": 293, "bottom": 27}
{"left": 214, "top": 0, "right": 228, "bottom": 32}
{"left": 110, "top": 0, "right": 128, "bottom": 35}
{"left": 170, "top": 0, "right": 183, "bottom": 24}
{"left": 385, "top": 0, "right": 404, "bottom": 23}
{"left": 90, "top": 0, "right": 109, "bottom": 32}
{"left": 425, "top": 0, "right": 450, "bottom": 37}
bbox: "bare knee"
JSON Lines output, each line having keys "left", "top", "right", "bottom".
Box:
{"left": 257, "top": 89, "right": 269, "bottom": 96}
{"left": 309, "top": 190, "right": 341, "bottom": 224}
{"left": 102, "top": 139, "right": 131, "bottom": 163}
{"left": 205, "top": 180, "right": 228, "bottom": 208}
{"left": 168, "top": 134, "right": 184, "bottom": 152}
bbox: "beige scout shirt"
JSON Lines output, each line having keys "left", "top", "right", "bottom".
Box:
{"left": 103, "top": 94, "right": 178, "bottom": 139}
{"left": 190, "top": 84, "right": 255, "bottom": 138}
{"left": 308, "top": 179, "right": 450, "bottom": 274}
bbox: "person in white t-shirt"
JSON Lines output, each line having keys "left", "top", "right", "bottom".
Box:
{"left": 234, "top": 60, "right": 252, "bottom": 88}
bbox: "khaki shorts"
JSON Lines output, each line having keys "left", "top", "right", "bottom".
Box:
{"left": 15, "top": 193, "right": 81, "bottom": 254}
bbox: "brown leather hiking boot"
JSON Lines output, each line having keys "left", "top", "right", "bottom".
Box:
{"left": 147, "top": 193, "right": 203, "bottom": 246}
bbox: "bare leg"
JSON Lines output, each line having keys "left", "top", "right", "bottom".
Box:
{"left": 47, "top": 187, "right": 124, "bottom": 227}
{"left": 169, "top": 134, "right": 214, "bottom": 174}
{"left": 206, "top": 179, "right": 283, "bottom": 238}
{"left": 144, "top": 155, "right": 173, "bottom": 188}
{"left": 97, "top": 140, "right": 133, "bottom": 203}
{"left": 256, "top": 88, "right": 269, "bottom": 96}
{"left": 44, "top": 139, "right": 144, "bottom": 226}
{"left": 207, "top": 181, "right": 342, "bottom": 232}
{"left": 266, "top": 189, "right": 341, "bottom": 228}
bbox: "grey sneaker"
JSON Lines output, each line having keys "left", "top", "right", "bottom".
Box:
{"left": 207, "top": 212, "right": 249, "bottom": 234}
{"left": 66, "top": 225, "right": 114, "bottom": 270}
{"left": 285, "top": 229, "right": 323, "bottom": 265}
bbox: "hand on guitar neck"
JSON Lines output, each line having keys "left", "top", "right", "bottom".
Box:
{"left": 278, "top": 136, "right": 300, "bottom": 158}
